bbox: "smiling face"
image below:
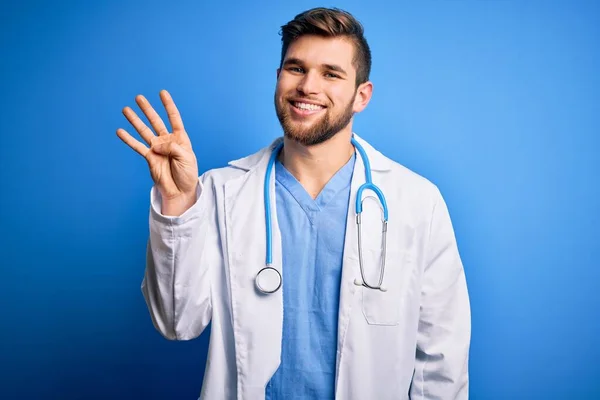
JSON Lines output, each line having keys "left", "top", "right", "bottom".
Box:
{"left": 274, "top": 34, "right": 372, "bottom": 146}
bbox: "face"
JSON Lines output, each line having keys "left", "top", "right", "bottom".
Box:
{"left": 274, "top": 35, "right": 372, "bottom": 146}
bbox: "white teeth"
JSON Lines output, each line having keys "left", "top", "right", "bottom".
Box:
{"left": 294, "top": 102, "right": 323, "bottom": 111}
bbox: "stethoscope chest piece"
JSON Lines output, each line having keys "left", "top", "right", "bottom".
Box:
{"left": 255, "top": 266, "right": 282, "bottom": 294}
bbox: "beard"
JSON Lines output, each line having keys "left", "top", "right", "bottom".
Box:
{"left": 274, "top": 92, "right": 356, "bottom": 146}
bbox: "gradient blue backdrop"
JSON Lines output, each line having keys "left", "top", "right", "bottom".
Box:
{"left": 1, "top": 0, "right": 598, "bottom": 399}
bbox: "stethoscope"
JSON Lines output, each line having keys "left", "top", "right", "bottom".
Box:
{"left": 255, "top": 136, "right": 389, "bottom": 294}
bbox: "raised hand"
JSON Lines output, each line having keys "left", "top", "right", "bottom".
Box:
{"left": 117, "top": 90, "right": 199, "bottom": 215}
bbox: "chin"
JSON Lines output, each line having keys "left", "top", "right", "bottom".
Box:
{"left": 285, "top": 129, "right": 337, "bottom": 147}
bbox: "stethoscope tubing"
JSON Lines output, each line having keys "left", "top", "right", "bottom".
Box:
{"left": 258, "top": 136, "right": 389, "bottom": 293}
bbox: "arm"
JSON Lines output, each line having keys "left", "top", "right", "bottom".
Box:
{"left": 116, "top": 90, "right": 212, "bottom": 341}
{"left": 410, "top": 187, "right": 471, "bottom": 399}
{"left": 141, "top": 175, "right": 213, "bottom": 341}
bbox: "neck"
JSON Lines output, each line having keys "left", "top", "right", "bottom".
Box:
{"left": 279, "top": 129, "right": 355, "bottom": 199}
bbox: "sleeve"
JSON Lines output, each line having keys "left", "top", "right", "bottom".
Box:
{"left": 409, "top": 187, "right": 471, "bottom": 399}
{"left": 140, "top": 174, "right": 215, "bottom": 341}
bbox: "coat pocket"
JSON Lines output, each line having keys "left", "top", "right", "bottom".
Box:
{"left": 360, "top": 249, "right": 410, "bottom": 326}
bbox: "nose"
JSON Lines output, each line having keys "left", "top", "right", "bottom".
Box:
{"left": 296, "top": 71, "right": 321, "bottom": 95}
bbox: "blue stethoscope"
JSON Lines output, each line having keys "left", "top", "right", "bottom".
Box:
{"left": 255, "top": 136, "right": 389, "bottom": 294}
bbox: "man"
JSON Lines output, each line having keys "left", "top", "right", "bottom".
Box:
{"left": 117, "top": 7, "right": 470, "bottom": 400}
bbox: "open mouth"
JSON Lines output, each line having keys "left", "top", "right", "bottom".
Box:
{"left": 289, "top": 100, "right": 326, "bottom": 115}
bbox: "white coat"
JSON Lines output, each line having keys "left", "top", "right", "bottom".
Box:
{"left": 141, "top": 134, "right": 471, "bottom": 400}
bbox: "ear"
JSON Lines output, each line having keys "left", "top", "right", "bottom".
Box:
{"left": 352, "top": 81, "right": 373, "bottom": 113}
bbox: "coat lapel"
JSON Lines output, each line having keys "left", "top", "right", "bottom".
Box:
{"left": 335, "top": 134, "right": 393, "bottom": 378}
{"left": 224, "top": 138, "right": 284, "bottom": 398}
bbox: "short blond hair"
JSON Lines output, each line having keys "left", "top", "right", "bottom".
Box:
{"left": 279, "top": 7, "right": 372, "bottom": 87}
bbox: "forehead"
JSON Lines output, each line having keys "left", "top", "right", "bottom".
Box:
{"left": 284, "top": 35, "right": 355, "bottom": 69}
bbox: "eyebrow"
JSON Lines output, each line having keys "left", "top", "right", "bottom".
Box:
{"left": 283, "top": 58, "right": 348, "bottom": 76}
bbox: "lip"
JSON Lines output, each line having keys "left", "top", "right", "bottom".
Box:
{"left": 288, "top": 99, "right": 327, "bottom": 117}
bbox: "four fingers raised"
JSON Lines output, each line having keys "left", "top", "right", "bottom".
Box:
{"left": 118, "top": 89, "right": 188, "bottom": 157}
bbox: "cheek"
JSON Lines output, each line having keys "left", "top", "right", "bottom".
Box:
{"left": 330, "top": 87, "right": 356, "bottom": 107}
{"left": 274, "top": 85, "right": 286, "bottom": 104}
{"left": 276, "top": 75, "right": 296, "bottom": 92}
{"left": 276, "top": 84, "right": 293, "bottom": 104}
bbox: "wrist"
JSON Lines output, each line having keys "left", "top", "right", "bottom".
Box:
{"left": 161, "top": 186, "right": 197, "bottom": 217}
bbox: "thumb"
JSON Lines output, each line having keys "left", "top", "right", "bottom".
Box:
{"left": 151, "top": 141, "right": 185, "bottom": 158}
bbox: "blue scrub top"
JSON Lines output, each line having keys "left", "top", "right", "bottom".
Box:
{"left": 265, "top": 153, "right": 356, "bottom": 399}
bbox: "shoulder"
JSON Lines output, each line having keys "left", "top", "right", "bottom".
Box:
{"left": 388, "top": 160, "right": 442, "bottom": 201}
{"left": 373, "top": 147, "right": 446, "bottom": 221}
{"left": 354, "top": 133, "right": 441, "bottom": 205}
{"left": 199, "top": 138, "right": 277, "bottom": 187}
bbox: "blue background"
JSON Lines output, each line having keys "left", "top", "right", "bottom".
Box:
{"left": 1, "top": 0, "right": 598, "bottom": 399}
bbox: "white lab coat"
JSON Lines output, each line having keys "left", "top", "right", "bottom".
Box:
{"left": 141, "top": 134, "right": 471, "bottom": 400}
